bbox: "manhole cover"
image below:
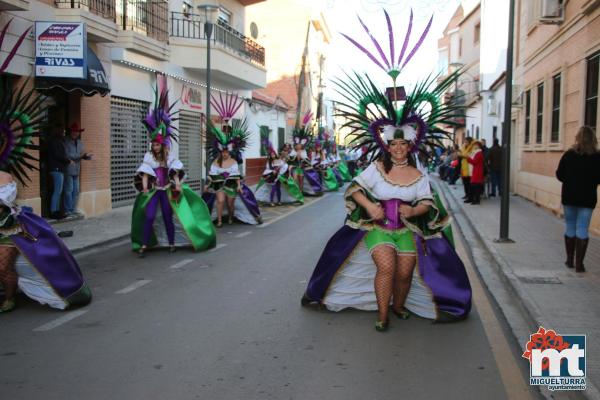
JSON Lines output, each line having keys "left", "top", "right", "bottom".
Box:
{"left": 519, "top": 276, "right": 562, "bottom": 284}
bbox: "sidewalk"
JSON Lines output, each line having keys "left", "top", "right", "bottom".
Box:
{"left": 437, "top": 179, "right": 600, "bottom": 399}
{"left": 52, "top": 205, "right": 133, "bottom": 254}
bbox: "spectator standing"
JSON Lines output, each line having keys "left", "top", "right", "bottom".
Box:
{"left": 459, "top": 137, "right": 475, "bottom": 201}
{"left": 47, "top": 130, "right": 70, "bottom": 220}
{"left": 466, "top": 141, "right": 485, "bottom": 204}
{"left": 556, "top": 126, "right": 600, "bottom": 273}
{"left": 487, "top": 139, "right": 502, "bottom": 197}
{"left": 64, "top": 123, "right": 92, "bottom": 216}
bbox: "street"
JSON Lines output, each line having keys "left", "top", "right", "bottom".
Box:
{"left": 1, "top": 191, "right": 543, "bottom": 400}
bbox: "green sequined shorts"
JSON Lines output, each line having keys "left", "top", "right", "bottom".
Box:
{"left": 364, "top": 228, "right": 416, "bottom": 255}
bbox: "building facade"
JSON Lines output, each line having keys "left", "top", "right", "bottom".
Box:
{"left": 0, "top": 0, "right": 266, "bottom": 218}
{"left": 513, "top": 0, "right": 600, "bottom": 234}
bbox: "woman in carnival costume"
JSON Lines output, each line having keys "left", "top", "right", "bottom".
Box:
{"left": 131, "top": 87, "right": 216, "bottom": 257}
{"left": 203, "top": 93, "right": 262, "bottom": 226}
{"left": 329, "top": 140, "right": 353, "bottom": 183}
{"left": 314, "top": 138, "right": 339, "bottom": 192}
{"left": 301, "top": 9, "right": 471, "bottom": 331}
{"left": 0, "top": 21, "right": 91, "bottom": 312}
{"left": 289, "top": 112, "right": 323, "bottom": 196}
{"left": 255, "top": 139, "right": 304, "bottom": 205}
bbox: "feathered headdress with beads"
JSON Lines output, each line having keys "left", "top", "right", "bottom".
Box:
{"left": 207, "top": 93, "right": 250, "bottom": 163}
{"left": 143, "top": 85, "right": 178, "bottom": 147}
{"left": 292, "top": 111, "right": 313, "bottom": 147}
{"left": 0, "top": 20, "right": 46, "bottom": 185}
{"left": 335, "top": 8, "right": 463, "bottom": 163}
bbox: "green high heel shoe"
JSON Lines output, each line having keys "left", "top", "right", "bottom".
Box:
{"left": 374, "top": 319, "right": 389, "bottom": 332}
{"left": 392, "top": 307, "right": 411, "bottom": 320}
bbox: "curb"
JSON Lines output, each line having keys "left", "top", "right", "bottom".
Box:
{"left": 69, "top": 234, "right": 130, "bottom": 257}
{"left": 435, "top": 180, "right": 600, "bottom": 400}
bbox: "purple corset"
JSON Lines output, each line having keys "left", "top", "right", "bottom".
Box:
{"left": 376, "top": 199, "right": 406, "bottom": 230}
{"left": 154, "top": 167, "right": 170, "bottom": 187}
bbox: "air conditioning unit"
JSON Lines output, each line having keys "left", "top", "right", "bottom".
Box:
{"left": 539, "top": 0, "right": 564, "bottom": 24}
{"left": 511, "top": 84, "right": 523, "bottom": 107}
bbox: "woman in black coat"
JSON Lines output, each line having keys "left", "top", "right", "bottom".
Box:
{"left": 556, "top": 126, "right": 600, "bottom": 272}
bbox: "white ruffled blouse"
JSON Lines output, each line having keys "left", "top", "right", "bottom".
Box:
{"left": 136, "top": 152, "right": 184, "bottom": 177}
{"left": 354, "top": 162, "right": 433, "bottom": 203}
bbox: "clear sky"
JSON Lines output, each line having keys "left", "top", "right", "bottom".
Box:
{"left": 323, "top": 0, "right": 460, "bottom": 99}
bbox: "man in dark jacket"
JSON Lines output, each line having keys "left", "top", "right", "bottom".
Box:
{"left": 47, "top": 131, "right": 70, "bottom": 219}
{"left": 487, "top": 138, "right": 502, "bottom": 197}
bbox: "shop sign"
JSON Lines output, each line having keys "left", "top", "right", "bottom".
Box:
{"left": 35, "top": 22, "right": 86, "bottom": 79}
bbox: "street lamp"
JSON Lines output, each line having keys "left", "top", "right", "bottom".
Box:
{"left": 198, "top": 4, "right": 219, "bottom": 179}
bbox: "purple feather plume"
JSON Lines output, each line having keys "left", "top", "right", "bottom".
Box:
{"left": 403, "top": 114, "right": 428, "bottom": 153}
{"left": 340, "top": 33, "right": 387, "bottom": 72}
{"left": 397, "top": 9, "right": 413, "bottom": 67}
{"left": 302, "top": 111, "right": 313, "bottom": 126}
{"left": 0, "top": 122, "right": 16, "bottom": 165}
{"left": 401, "top": 14, "right": 433, "bottom": 70}
{"left": 211, "top": 92, "right": 244, "bottom": 121}
{"left": 0, "top": 20, "right": 31, "bottom": 73}
{"left": 384, "top": 10, "right": 395, "bottom": 68}
{"left": 357, "top": 16, "right": 390, "bottom": 69}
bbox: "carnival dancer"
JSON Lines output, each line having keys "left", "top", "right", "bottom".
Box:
{"left": 290, "top": 112, "right": 323, "bottom": 196}
{"left": 255, "top": 140, "right": 304, "bottom": 205}
{"left": 316, "top": 145, "right": 339, "bottom": 192}
{"left": 0, "top": 21, "right": 92, "bottom": 312}
{"left": 301, "top": 9, "right": 471, "bottom": 331}
{"left": 131, "top": 87, "right": 216, "bottom": 257}
{"left": 330, "top": 141, "right": 353, "bottom": 182}
{"left": 202, "top": 93, "right": 262, "bottom": 225}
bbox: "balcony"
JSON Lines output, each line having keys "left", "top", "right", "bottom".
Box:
{"left": 55, "top": 0, "right": 118, "bottom": 42}
{"left": 170, "top": 12, "right": 266, "bottom": 89}
{"left": 0, "top": 0, "right": 29, "bottom": 11}
{"left": 115, "top": 0, "right": 169, "bottom": 60}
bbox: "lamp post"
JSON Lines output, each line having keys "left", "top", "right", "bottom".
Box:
{"left": 497, "top": 0, "right": 516, "bottom": 243}
{"left": 198, "top": 4, "right": 219, "bottom": 180}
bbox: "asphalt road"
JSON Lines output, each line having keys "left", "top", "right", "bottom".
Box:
{"left": 1, "top": 190, "right": 544, "bottom": 400}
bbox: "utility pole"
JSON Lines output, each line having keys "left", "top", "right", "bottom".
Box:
{"left": 498, "top": 0, "right": 515, "bottom": 243}
{"left": 295, "top": 22, "right": 311, "bottom": 130}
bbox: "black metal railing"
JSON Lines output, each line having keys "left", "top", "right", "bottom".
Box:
{"left": 170, "top": 12, "right": 265, "bottom": 67}
{"left": 55, "top": 0, "right": 117, "bottom": 21}
{"left": 117, "top": 0, "right": 168, "bottom": 43}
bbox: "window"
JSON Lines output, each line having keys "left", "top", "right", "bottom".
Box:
{"left": 218, "top": 7, "right": 232, "bottom": 25}
{"left": 493, "top": 126, "right": 498, "bottom": 140}
{"left": 459, "top": 38, "right": 463, "bottom": 57}
{"left": 536, "top": 83, "right": 544, "bottom": 143}
{"left": 551, "top": 73, "right": 561, "bottom": 142}
{"left": 474, "top": 23, "right": 480, "bottom": 44}
{"left": 585, "top": 52, "right": 599, "bottom": 129}
{"left": 476, "top": 126, "right": 480, "bottom": 139}
{"left": 525, "top": 89, "right": 531, "bottom": 144}
{"left": 260, "top": 125, "right": 270, "bottom": 156}
{"left": 278, "top": 127, "right": 285, "bottom": 151}
{"left": 471, "top": 124, "right": 474, "bottom": 138}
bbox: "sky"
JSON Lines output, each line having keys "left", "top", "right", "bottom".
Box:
{"left": 323, "top": 0, "right": 460, "bottom": 100}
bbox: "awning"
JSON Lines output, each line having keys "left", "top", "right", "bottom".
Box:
{"left": 35, "top": 46, "right": 110, "bottom": 97}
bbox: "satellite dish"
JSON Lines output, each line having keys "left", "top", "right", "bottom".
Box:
{"left": 250, "top": 22, "right": 259, "bottom": 39}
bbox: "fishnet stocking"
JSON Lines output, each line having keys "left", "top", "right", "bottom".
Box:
{"left": 371, "top": 245, "right": 397, "bottom": 322}
{"left": 0, "top": 246, "right": 19, "bottom": 301}
{"left": 393, "top": 255, "right": 416, "bottom": 313}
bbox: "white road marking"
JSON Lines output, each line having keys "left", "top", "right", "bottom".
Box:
{"left": 234, "top": 231, "right": 252, "bottom": 239}
{"left": 209, "top": 243, "right": 227, "bottom": 252}
{"left": 169, "top": 259, "right": 194, "bottom": 270}
{"left": 257, "top": 194, "right": 330, "bottom": 228}
{"left": 115, "top": 279, "right": 151, "bottom": 294}
{"left": 33, "top": 310, "right": 88, "bottom": 332}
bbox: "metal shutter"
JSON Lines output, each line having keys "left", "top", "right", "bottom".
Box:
{"left": 178, "top": 110, "right": 203, "bottom": 191}
{"left": 110, "top": 97, "right": 149, "bottom": 207}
